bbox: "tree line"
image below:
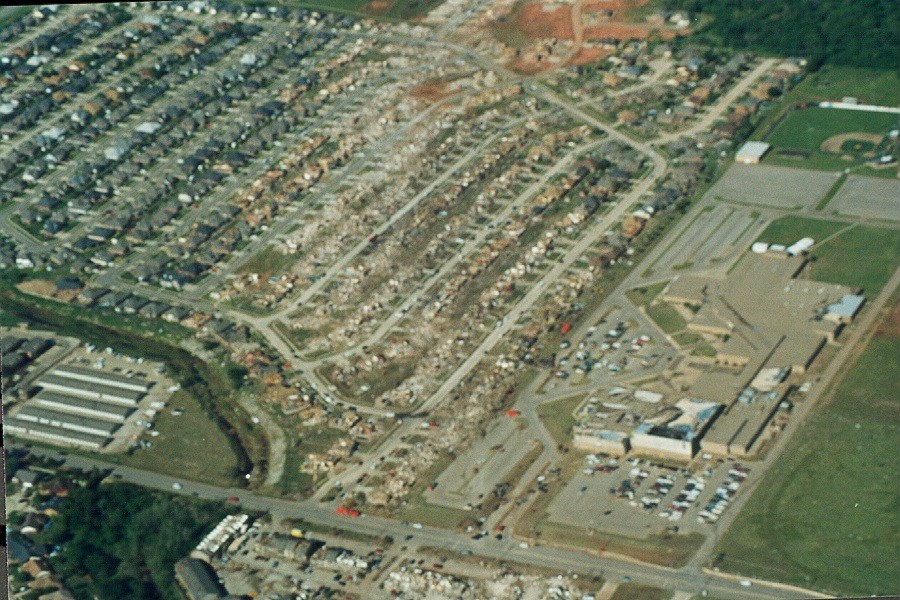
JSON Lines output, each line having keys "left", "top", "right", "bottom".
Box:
{"left": 668, "top": 0, "right": 898, "bottom": 70}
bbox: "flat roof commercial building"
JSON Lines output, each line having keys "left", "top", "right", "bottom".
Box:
{"left": 735, "top": 141, "right": 770, "bottom": 164}
{"left": 573, "top": 428, "right": 630, "bottom": 456}
{"left": 701, "top": 391, "right": 785, "bottom": 458}
{"left": 630, "top": 398, "right": 723, "bottom": 460}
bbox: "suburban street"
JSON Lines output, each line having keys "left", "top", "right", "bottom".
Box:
{"left": 15, "top": 444, "right": 818, "bottom": 600}
{"left": 4, "top": 5, "right": 892, "bottom": 599}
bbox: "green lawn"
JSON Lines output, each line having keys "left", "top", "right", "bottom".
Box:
{"left": 714, "top": 332, "right": 900, "bottom": 596}
{"left": 625, "top": 281, "right": 668, "bottom": 307}
{"left": 610, "top": 584, "right": 673, "bottom": 600}
{"left": 755, "top": 216, "right": 846, "bottom": 246}
{"left": 786, "top": 66, "right": 900, "bottom": 107}
{"left": 807, "top": 225, "right": 900, "bottom": 293}
{"left": 536, "top": 395, "right": 585, "bottom": 448}
{"left": 672, "top": 331, "right": 702, "bottom": 346}
{"left": 277, "top": 426, "right": 345, "bottom": 497}
{"left": 114, "top": 390, "right": 242, "bottom": 487}
{"left": 752, "top": 66, "right": 900, "bottom": 141}
{"left": 645, "top": 302, "right": 687, "bottom": 334}
{"left": 236, "top": 245, "right": 297, "bottom": 278}
{"left": 767, "top": 108, "right": 898, "bottom": 153}
{"left": 756, "top": 216, "right": 900, "bottom": 293}
{"left": 689, "top": 343, "right": 717, "bottom": 358}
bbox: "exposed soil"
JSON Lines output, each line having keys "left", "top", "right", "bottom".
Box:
{"left": 410, "top": 80, "right": 455, "bottom": 102}
{"left": 583, "top": 22, "right": 672, "bottom": 40}
{"left": 517, "top": 3, "right": 575, "bottom": 40}
{"left": 582, "top": 0, "right": 648, "bottom": 13}
{"left": 569, "top": 46, "right": 611, "bottom": 65}
{"left": 366, "top": 0, "right": 392, "bottom": 14}
{"left": 16, "top": 279, "right": 58, "bottom": 299}
{"left": 875, "top": 302, "right": 900, "bottom": 339}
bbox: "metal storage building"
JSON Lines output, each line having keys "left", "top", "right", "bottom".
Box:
{"left": 4, "top": 418, "right": 109, "bottom": 449}
{"left": 51, "top": 365, "right": 151, "bottom": 392}
{"left": 38, "top": 374, "right": 143, "bottom": 406}
{"left": 33, "top": 391, "right": 134, "bottom": 422}
{"left": 14, "top": 406, "right": 120, "bottom": 438}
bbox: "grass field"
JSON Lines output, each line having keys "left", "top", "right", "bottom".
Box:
{"left": 276, "top": 426, "right": 346, "bottom": 496}
{"left": 610, "top": 584, "right": 673, "bottom": 600}
{"left": 672, "top": 331, "right": 702, "bottom": 346}
{"left": 713, "top": 303, "right": 900, "bottom": 596}
{"left": 806, "top": 225, "right": 900, "bottom": 293}
{"left": 115, "top": 390, "right": 242, "bottom": 487}
{"left": 536, "top": 395, "right": 585, "bottom": 448}
{"left": 645, "top": 302, "right": 687, "bottom": 334}
{"left": 756, "top": 216, "right": 900, "bottom": 293}
{"left": 752, "top": 66, "right": 900, "bottom": 141}
{"left": 625, "top": 281, "right": 668, "bottom": 307}
{"left": 236, "top": 245, "right": 297, "bottom": 277}
{"left": 788, "top": 66, "right": 900, "bottom": 107}
{"left": 755, "top": 216, "right": 845, "bottom": 245}
{"left": 750, "top": 66, "right": 900, "bottom": 175}
{"left": 767, "top": 108, "right": 898, "bottom": 153}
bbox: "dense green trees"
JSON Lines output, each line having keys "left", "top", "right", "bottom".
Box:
{"left": 44, "top": 482, "right": 233, "bottom": 600}
{"left": 669, "top": 0, "right": 898, "bottom": 70}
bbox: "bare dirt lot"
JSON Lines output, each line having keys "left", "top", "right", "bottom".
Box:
{"left": 410, "top": 80, "right": 456, "bottom": 102}
{"left": 705, "top": 164, "right": 841, "bottom": 210}
{"left": 828, "top": 175, "right": 900, "bottom": 221}
{"left": 16, "top": 279, "right": 59, "bottom": 299}
{"left": 516, "top": 3, "right": 575, "bottom": 40}
{"left": 875, "top": 302, "right": 900, "bottom": 338}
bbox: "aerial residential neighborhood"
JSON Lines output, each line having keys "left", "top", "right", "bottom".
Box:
{"left": 1, "top": 1, "right": 898, "bottom": 599}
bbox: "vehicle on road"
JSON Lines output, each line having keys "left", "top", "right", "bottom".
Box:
{"left": 739, "top": 580, "right": 752, "bottom": 588}
{"left": 171, "top": 482, "right": 183, "bottom": 491}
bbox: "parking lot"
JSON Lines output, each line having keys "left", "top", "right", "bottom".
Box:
{"left": 547, "top": 455, "right": 752, "bottom": 538}
{"left": 705, "top": 164, "right": 841, "bottom": 209}
{"left": 645, "top": 203, "right": 766, "bottom": 277}
{"left": 543, "top": 305, "right": 677, "bottom": 393}
{"left": 828, "top": 176, "right": 900, "bottom": 221}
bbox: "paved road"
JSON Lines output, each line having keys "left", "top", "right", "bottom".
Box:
{"left": 317, "top": 80, "right": 670, "bottom": 500}
{"left": 17, "top": 444, "right": 810, "bottom": 600}
{"left": 652, "top": 59, "right": 779, "bottom": 146}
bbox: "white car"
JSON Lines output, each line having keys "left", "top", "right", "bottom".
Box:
{"left": 172, "top": 482, "right": 183, "bottom": 491}
{"left": 739, "top": 580, "right": 752, "bottom": 588}
{"left": 412, "top": 523, "right": 423, "bottom": 529}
